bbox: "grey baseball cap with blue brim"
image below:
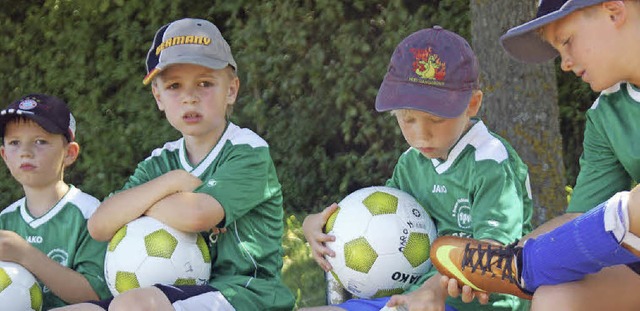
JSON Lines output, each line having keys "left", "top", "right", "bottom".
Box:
{"left": 500, "top": 0, "right": 608, "bottom": 63}
{"left": 376, "top": 26, "right": 480, "bottom": 118}
{"left": 143, "top": 18, "right": 237, "bottom": 85}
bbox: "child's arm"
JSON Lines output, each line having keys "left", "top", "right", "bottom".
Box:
{"left": 302, "top": 203, "right": 339, "bottom": 272}
{"left": 0, "top": 230, "right": 99, "bottom": 303}
{"left": 88, "top": 169, "right": 202, "bottom": 241}
{"left": 145, "top": 191, "right": 225, "bottom": 232}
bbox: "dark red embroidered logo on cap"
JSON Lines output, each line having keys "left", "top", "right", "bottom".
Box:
{"left": 410, "top": 47, "right": 446, "bottom": 85}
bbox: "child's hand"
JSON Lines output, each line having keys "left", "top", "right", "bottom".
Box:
{"left": 386, "top": 274, "right": 447, "bottom": 311}
{"left": 440, "top": 275, "right": 490, "bottom": 304}
{"left": 0, "top": 230, "right": 32, "bottom": 264}
{"left": 302, "top": 203, "right": 338, "bottom": 272}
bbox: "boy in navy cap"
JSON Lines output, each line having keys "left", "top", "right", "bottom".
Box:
{"left": 0, "top": 94, "right": 110, "bottom": 308}
{"left": 301, "top": 26, "right": 533, "bottom": 311}
{"left": 431, "top": 0, "right": 640, "bottom": 310}
{"left": 54, "top": 18, "right": 294, "bottom": 311}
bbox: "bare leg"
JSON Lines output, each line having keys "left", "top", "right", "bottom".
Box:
{"left": 531, "top": 265, "right": 640, "bottom": 310}
{"left": 109, "top": 287, "right": 173, "bottom": 311}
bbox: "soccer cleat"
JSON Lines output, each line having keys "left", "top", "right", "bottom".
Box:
{"left": 430, "top": 236, "right": 533, "bottom": 300}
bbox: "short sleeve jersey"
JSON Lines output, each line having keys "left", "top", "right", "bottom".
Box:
{"left": 120, "top": 122, "right": 294, "bottom": 311}
{"left": 567, "top": 82, "right": 640, "bottom": 213}
{"left": 0, "top": 186, "right": 110, "bottom": 309}
{"left": 389, "top": 120, "right": 533, "bottom": 311}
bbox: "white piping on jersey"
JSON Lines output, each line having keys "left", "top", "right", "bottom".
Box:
{"left": 16, "top": 187, "right": 100, "bottom": 229}
{"left": 591, "top": 82, "right": 640, "bottom": 110}
{"left": 627, "top": 83, "right": 640, "bottom": 102}
{"left": 592, "top": 82, "right": 621, "bottom": 110}
{"left": 430, "top": 121, "right": 508, "bottom": 174}
{"left": 232, "top": 221, "right": 258, "bottom": 287}
{"left": 174, "top": 123, "right": 268, "bottom": 177}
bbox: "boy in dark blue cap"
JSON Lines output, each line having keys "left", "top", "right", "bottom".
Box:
{"left": 0, "top": 94, "right": 110, "bottom": 308}
{"left": 431, "top": 1, "right": 640, "bottom": 310}
{"left": 302, "top": 26, "right": 533, "bottom": 311}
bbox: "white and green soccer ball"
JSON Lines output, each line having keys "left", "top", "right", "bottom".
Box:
{"left": 104, "top": 216, "right": 212, "bottom": 296}
{"left": 0, "top": 261, "right": 43, "bottom": 311}
{"left": 325, "top": 186, "right": 437, "bottom": 299}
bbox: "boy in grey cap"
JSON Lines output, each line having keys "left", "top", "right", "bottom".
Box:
{"left": 431, "top": 1, "right": 640, "bottom": 310}
{"left": 302, "top": 26, "right": 532, "bottom": 311}
{"left": 54, "top": 18, "right": 294, "bottom": 311}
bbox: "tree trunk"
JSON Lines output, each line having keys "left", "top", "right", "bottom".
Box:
{"left": 470, "top": 0, "right": 566, "bottom": 226}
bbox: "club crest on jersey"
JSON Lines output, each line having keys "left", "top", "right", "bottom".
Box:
{"left": 18, "top": 98, "right": 38, "bottom": 110}
{"left": 451, "top": 198, "right": 472, "bottom": 229}
{"left": 409, "top": 47, "right": 446, "bottom": 86}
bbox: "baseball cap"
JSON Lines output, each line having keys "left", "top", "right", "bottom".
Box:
{"left": 375, "top": 26, "right": 480, "bottom": 118}
{"left": 0, "top": 94, "right": 76, "bottom": 142}
{"left": 143, "top": 18, "right": 237, "bottom": 85}
{"left": 500, "top": 0, "right": 607, "bottom": 63}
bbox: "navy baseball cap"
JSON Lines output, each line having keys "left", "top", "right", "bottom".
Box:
{"left": 375, "top": 26, "right": 480, "bottom": 118}
{"left": 143, "top": 18, "right": 237, "bottom": 85}
{"left": 0, "top": 94, "right": 76, "bottom": 142}
{"left": 500, "top": 0, "right": 608, "bottom": 63}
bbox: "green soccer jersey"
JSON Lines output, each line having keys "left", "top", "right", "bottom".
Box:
{"left": 121, "top": 122, "right": 294, "bottom": 311}
{"left": 389, "top": 120, "right": 532, "bottom": 311}
{"left": 567, "top": 82, "right": 640, "bottom": 213}
{"left": 0, "top": 186, "right": 111, "bottom": 309}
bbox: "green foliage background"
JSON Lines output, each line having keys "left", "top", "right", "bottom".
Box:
{"left": 0, "top": 0, "right": 594, "bottom": 308}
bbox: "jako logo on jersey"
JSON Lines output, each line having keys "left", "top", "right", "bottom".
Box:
{"left": 207, "top": 179, "right": 217, "bottom": 187}
{"left": 451, "top": 198, "right": 472, "bottom": 229}
{"left": 155, "top": 35, "right": 212, "bottom": 56}
{"left": 27, "top": 236, "right": 43, "bottom": 243}
{"left": 409, "top": 47, "right": 446, "bottom": 86}
{"left": 391, "top": 271, "right": 421, "bottom": 285}
{"left": 432, "top": 184, "right": 447, "bottom": 193}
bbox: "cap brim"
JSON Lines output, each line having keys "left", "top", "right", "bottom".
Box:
{"left": 375, "top": 79, "right": 472, "bottom": 118}
{"left": 143, "top": 56, "right": 232, "bottom": 85}
{"left": 499, "top": 9, "right": 575, "bottom": 63}
{"left": 0, "top": 113, "right": 65, "bottom": 137}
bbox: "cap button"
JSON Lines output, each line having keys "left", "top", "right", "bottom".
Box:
{"left": 433, "top": 25, "right": 443, "bottom": 30}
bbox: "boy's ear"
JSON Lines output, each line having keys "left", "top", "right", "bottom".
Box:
{"left": 151, "top": 83, "right": 165, "bottom": 111}
{"left": 227, "top": 76, "right": 240, "bottom": 105}
{"left": 64, "top": 141, "right": 80, "bottom": 167}
{"left": 467, "top": 90, "right": 483, "bottom": 117}
{"left": 602, "top": 1, "right": 627, "bottom": 26}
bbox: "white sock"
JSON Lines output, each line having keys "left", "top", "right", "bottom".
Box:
{"left": 603, "top": 191, "right": 640, "bottom": 250}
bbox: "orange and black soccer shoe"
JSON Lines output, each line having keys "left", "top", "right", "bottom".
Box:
{"left": 430, "top": 236, "right": 533, "bottom": 300}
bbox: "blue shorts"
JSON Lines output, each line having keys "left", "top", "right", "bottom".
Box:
{"left": 89, "top": 284, "right": 234, "bottom": 310}
{"left": 336, "top": 297, "right": 459, "bottom": 311}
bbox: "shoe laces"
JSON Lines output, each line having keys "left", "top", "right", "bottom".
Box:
{"left": 461, "top": 241, "right": 520, "bottom": 285}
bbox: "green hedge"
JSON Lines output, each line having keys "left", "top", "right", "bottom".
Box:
{"left": 1, "top": 0, "right": 590, "bottom": 214}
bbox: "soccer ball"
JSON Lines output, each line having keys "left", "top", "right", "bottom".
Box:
{"left": 104, "top": 216, "right": 212, "bottom": 296}
{"left": 0, "top": 261, "right": 43, "bottom": 311}
{"left": 325, "top": 186, "right": 437, "bottom": 299}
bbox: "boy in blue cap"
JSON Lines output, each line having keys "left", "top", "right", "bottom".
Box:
{"left": 431, "top": 0, "right": 640, "bottom": 310}
{"left": 0, "top": 94, "right": 111, "bottom": 308}
{"left": 302, "top": 26, "right": 533, "bottom": 311}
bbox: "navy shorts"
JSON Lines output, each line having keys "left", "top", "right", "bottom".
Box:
{"left": 90, "top": 284, "right": 219, "bottom": 309}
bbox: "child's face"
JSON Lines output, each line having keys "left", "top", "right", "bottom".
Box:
{"left": 395, "top": 107, "right": 473, "bottom": 161}
{"left": 542, "top": 3, "right": 628, "bottom": 91}
{"left": 152, "top": 64, "right": 239, "bottom": 143}
{"left": 1, "top": 119, "right": 76, "bottom": 189}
